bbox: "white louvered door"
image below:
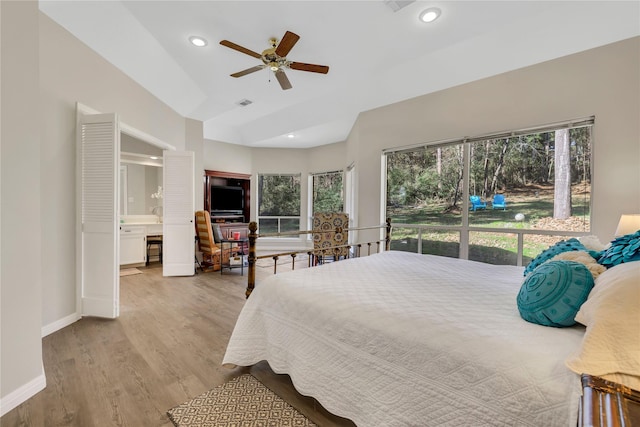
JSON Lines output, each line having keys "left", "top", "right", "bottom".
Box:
{"left": 163, "top": 150, "right": 195, "bottom": 276}
{"left": 79, "top": 113, "right": 120, "bottom": 318}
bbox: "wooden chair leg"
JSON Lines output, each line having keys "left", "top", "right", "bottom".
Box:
{"left": 200, "top": 253, "right": 215, "bottom": 272}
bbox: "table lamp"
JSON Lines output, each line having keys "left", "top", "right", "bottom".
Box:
{"left": 614, "top": 214, "right": 640, "bottom": 237}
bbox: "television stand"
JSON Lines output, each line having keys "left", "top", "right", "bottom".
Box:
{"left": 204, "top": 170, "right": 251, "bottom": 225}
{"left": 211, "top": 214, "right": 244, "bottom": 224}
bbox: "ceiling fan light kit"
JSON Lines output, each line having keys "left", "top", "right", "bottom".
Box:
{"left": 220, "top": 30, "right": 329, "bottom": 90}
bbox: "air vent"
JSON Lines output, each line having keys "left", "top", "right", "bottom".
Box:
{"left": 383, "top": 0, "right": 415, "bottom": 12}
{"left": 236, "top": 99, "right": 253, "bottom": 107}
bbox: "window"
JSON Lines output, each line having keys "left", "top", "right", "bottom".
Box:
{"left": 385, "top": 118, "right": 593, "bottom": 265}
{"left": 257, "top": 174, "right": 301, "bottom": 235}
{"left": 311, "top": 171, "right": 343, "bottom": 215}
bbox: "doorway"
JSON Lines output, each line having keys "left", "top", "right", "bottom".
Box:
{"left": 76, "top": 102, "right": 183, "bottom": 320}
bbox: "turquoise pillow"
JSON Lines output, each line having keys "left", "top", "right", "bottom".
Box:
{"left": 517, "top": 260, "right": 594, "bottom": 327}
{"left": 523, "top": 238, "right": 587, "bottom": 276}
{"left": 598, "top": 231, "right": 640, "bottom": 268}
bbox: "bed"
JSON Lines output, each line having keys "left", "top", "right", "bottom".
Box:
{"left": 223, "top": 228, "right": 640, "bottom": 426}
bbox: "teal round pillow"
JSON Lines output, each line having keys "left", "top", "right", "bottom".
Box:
{"left": 517, "top": 260, "right": 594, "bottom": 327}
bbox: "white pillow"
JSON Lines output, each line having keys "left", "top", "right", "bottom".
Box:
{"left": 550, "top": 250, "right": 606, "bottom": 279}
{"left": 578, "top": 235, "right": 608, "bottom": 252}
{"left": 565, "top": 261, "right": 640, "bottom": 382}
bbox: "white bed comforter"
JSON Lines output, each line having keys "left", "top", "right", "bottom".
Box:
{"left": 223, "top": 251, "right": 585, "bottom": 426}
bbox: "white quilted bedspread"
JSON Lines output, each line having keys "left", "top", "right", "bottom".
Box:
{"left": 223, "top": 251, "right": 585, "bottom": 426}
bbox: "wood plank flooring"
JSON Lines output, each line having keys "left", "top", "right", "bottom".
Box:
{"left": 1, "top": 261, "right": 355, "bottom": 427}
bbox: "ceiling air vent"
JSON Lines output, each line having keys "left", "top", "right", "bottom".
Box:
{"left": 236, "top": 99, "right": 253, "bottom": 107}
{"left": 383, "top": 0, "right": 415, "bottom": 12}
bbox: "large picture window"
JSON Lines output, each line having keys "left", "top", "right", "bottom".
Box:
{"left": 257, "top": 174, "right": 301, "bottom": 235}
{"left": 385, "top": 118, "right": 593, "bottom": 265}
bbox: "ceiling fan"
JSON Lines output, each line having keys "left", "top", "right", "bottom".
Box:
{"left": 220, "top": 31, "right": 329, "bottom": 90}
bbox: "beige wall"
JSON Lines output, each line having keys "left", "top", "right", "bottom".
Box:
{"left": 204, "top": 139, "right": 253, "bottom": 175}
{"left": 308, "top": 142, "right": 346, "bottom": 173}
{"left": 1, "top": 0, "right": 45, "bottom": 409}
{"left": 185, "top": 118, "right": 204, "bottom": 211}
{"left": 347, "top": 36, "right": 640, "bottom": 242}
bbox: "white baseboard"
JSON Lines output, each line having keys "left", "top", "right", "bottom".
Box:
{"left": 0, "top": 367, "right": 46, "bottom": 417}
{"left": 41, "top": 312, "right": 80, "bottom": 338}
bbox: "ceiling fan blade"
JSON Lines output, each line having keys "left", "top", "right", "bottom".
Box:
{"left": 274, "top": 31, "right": 300, "bottom": 57}
{"left": 220, "top": 40, "right": 262, "bottom": 59}
{"left": 289, "top": 62, "right": 329, "bottom": 74}
{"left": 230, "top": 65, "right": 265, "bottom": 78}
{"left": 275, "top": 69, "right": 292, "bottom": 90}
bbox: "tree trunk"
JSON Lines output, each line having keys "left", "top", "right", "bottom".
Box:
{"left": 452, "top": 145, "right": 464, "bottom": 207}
{"left": 482, "top": 141, "right": 491, "bottom": 197}
{"left": 436, "top": 147, "right": 442, "bottom": 192}
{"left": 554, "top": 129, "right": 572, "bottom": 219}
{"left": 490, "top": 140, "right": 509, "bottom": 195}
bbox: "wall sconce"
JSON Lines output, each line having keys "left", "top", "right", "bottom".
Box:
{"left": 615, "top": 214, "right": 640, "bottom": 237}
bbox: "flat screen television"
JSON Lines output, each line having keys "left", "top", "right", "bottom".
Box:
{"left": 210, "top": 185, "right": 244, "bottom": 214}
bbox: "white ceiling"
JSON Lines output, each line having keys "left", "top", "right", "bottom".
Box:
{"left": 40, "top": 1, "right": 640, "bottom": 149}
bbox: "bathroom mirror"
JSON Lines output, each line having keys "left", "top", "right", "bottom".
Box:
{"left": 120, "top": 134, "right": 163, "bottom": 216}
{"left": 119, "top": 162, "right": 163, "bottom": 215}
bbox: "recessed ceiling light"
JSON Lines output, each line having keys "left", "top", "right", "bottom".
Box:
{"left": 150, "top": 156, "right": 158, "bottom": 160}
{"left": 419, "top": 7, "right": 441, "bottom": 23}
{"left": 287, "top": 134, "right": 295, "bottom": 139}
{"left": 189, "top": 36, "right": 208, "bottom": 47}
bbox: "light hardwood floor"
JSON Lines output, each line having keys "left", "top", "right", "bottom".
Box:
{"left": 1, "top": 261, "right": 355, "bottom": 427}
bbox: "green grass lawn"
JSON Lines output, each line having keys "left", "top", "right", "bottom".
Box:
{"left": 388, "top": 195, "right": 590, "bottom": 265}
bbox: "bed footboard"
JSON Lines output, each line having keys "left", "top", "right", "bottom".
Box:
{"left": 245, "top": 219, "right": 392, "bottom": 298}
{"left": 579, "top": 374, "right": 640, "bottom": 426}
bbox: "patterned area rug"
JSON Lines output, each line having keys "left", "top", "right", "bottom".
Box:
{"left": 167, "top": 374, "right": 317, "bottom": 427}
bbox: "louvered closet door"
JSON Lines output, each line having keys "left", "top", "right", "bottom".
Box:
{"left": 79, "top": 113, "right": 120, "bottom": 318}
{"left": 163, "top": 150, "right": 195, "bottom": 276}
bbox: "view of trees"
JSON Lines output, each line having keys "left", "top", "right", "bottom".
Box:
{"left": 258, "top": 174, "right": 301, "bottom": 216}
{"left": 257, "top": 172, "right": 344, "bottom": 234}
{"left": 387, "top": 126, "right": 592, "bottom": 216}
{"left": 257, "top": 174, "right": 302, "bottom": 234}
{"left": 312, "top": 172, "right": 343, "bottom": 214}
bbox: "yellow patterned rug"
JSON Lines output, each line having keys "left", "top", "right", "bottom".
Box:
{"left": 167, "top": 374, "right": 317, "bottom": 427}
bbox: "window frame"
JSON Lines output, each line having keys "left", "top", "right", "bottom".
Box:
{"left": 257, "top": 173, "right": 302, "bottom": 236}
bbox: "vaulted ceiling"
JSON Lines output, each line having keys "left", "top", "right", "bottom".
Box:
{"left": 40, "top": 1, "right": 640, "bottom": 148}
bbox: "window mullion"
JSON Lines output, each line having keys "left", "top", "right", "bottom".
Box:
{"left": 460, "top": 141, "right": 471, "bottom": 260}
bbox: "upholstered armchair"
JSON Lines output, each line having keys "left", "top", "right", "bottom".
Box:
{"left": 312, "top": 212, "right": 349, "bottom": 265}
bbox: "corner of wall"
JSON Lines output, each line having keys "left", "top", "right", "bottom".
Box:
{"left": 0, "top": 367, "right": 46, "bottom": 417}
{"left": 41, "top": 312, "right": 81, "bottom": 338}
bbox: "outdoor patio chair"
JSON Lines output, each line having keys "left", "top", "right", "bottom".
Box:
{"left": 469, "top": 195, "right": 487, "bottom": 211}
{"left": 492, "top": 194, "right": 507, "bottom": 210}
